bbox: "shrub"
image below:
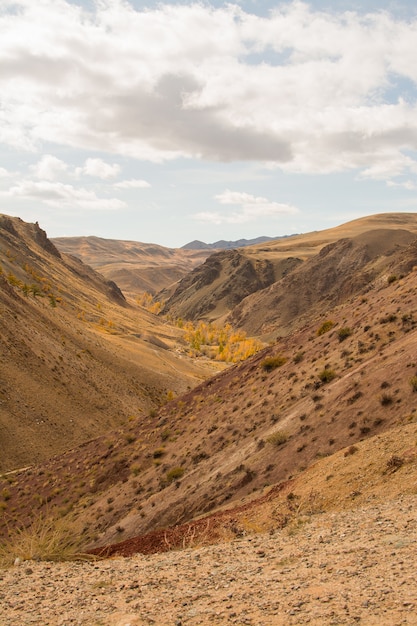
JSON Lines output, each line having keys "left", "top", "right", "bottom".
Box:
{"left": 410, "top": 376, "right": 417, "bottom": 393}
{"left": 267, "top": 430, "right": 288, "bottom": 446}
{"left": 318, "top": 368, "right": 336, "bottom": 383}
{"left": 387, "top": 274, "right": 397, "bottom": 284}
{"left": 261, "top": 355, "right": 287, "bottom": 372}
{"left": 380, "top": 393, "right": 393, "bottom": 406}
{"left": 338, "top": 327, "right": 352, "bottom": 342}
{"left": 317, "top": 320, "right": 334, "bottom": 336}
{"left": 1, "top": 488, "right": 11, "bottom": 501}
{"left": 293, "top": 351, "right": 304, "bottom": 364}
{"left": 166, "top": 467, "right": 185, "bottom": 482}
{"left": 130, "top": 463, "right": 141, "bottom": 476}
{"left": 386, "top": 455, "right": 404, "bottom": 472}
{"left": 0, "top": 514, "right": 86, "bottom": 567}
{"left": 344, "top": 445, "right": 358, "bottom": 457}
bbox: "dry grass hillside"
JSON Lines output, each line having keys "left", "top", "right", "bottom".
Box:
{"left": 162, "top": 213, "right": 417, "bottom": 330}
{"left": 1, "top": 219, "right": 416, "bottom": 558}
{"left": 0, "top": 215, "right": 216, "bottom": 472}
{"left": 52, "top": 235, "right": 211, "bottom": 298}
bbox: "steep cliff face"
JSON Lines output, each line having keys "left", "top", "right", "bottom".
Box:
{"left": 227, "top": 228, "right": 417, "bottom": 338}
{"left": 161, "top": 248, "right": 301, "bottom": 321}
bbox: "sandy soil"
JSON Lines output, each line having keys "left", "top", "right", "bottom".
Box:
{"left": 1, "top": 493, "right": 416, "bottom": 626}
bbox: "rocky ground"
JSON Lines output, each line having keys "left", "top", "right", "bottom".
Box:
{"left": 1, "top": 494, "right": 416, "bottom": 626}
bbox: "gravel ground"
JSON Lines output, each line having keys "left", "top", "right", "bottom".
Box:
{"left": 1, "top": 495, "right": 416, "bottom": 626}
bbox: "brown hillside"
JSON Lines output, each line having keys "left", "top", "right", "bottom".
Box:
{"left": 160, "top": 248, "right": 301, "bottom": 322}
{"left": 52, "top": 235, "right": 211, "bottom": 298}
{"left": 162, "top": 213, "right": 417, "bottom": 326}
{"left": 229, "top": 228, "right": 417, "bottom": 339}
{"left": 0, "top": 216, "right": 215, "bottom": 471}
{"left": 2, "top": 235, "right": 416, "bottom": 553}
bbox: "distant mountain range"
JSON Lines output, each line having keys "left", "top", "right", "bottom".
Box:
{"left": 181, "top": 235, "right": 291, "bottom": 250}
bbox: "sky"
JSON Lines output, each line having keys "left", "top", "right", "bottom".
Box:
{"left": 0, "top": 0, "right": 417, "bottom": 247}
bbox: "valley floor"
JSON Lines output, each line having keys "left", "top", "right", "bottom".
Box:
{"left": 1, "top": 494, "right": 416, "bottom": 625}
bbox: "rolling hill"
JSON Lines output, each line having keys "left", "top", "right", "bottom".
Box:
{"left": 0, "top": 215, "right": 215, "bottom": 471}
{"left": 161, "top": 213, "right": 417, "bottom": 334}
{"left": 52, "top": 235, "right": 212, "bottom": 298}
{"left": 1, "top": 212, "right": 416, "bottom": 562}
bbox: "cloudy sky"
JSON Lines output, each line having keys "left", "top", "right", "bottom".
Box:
{"left": 0, "top": 0, "right": 416, "bottom": 247}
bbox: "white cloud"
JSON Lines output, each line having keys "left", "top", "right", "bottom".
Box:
{"left": 31, "top": 155, "right": 68, "bottom": 180}
{"left": 114, "top": 179, "right": 151, "bottom": 189}
{"left": 6, "top": 180, "right": 126, "bottom": 210}
{"left": 0, "top": 167, "right": 11, "bottom": 178}
{"left": 0, "top": 1, "right": 417, "bottom": 180}
{"left": 82, "top": 158, "right": 121, "bottom": 179}
{"left": 386, "top": 180, "right": 416, "bottom": 190}
{"left": 194, "top": 189, "right": 299, "bottom": 224}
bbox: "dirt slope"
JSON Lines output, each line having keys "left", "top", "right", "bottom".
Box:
{"left": 161, "top": 213, "right": 417, "bottom": 328}
{"left": 229, "top": 228, "right": 417, "bottom": 338}
{"left": 52, "top": 235, "right": 211, "bottom": 297}
{"left": 0, "top": 216, "right": 214, "bottom": 471}
{"left": 160, "top": 248, "right": 301, "bottom": 322}
{"left": 2, "top": 237, "right": 416, "bottom": 551}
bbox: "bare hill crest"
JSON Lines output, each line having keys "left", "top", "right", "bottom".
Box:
{"left": 161, "top": 213, "right": 417, "bottom": 335}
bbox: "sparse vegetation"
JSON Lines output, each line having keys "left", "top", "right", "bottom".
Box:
{"left": 317, "top": 320, "right": 334, "bottom": 336}
{"left": 166, "top": 467, "right": 185, "bottom": 482}
{"left": 182, "top": 320, "right": 264, "bottom": 363}
{"left": 380, "top": 392, "right": 393, "bottom": 406}
{"left": 266, "top": 430, "right": 288, "bottom": 446}
{"left": 293, "top": 351, "right": 304, "bottom": 363}
{"left": 318, "top": 368, "right": 336, "bottom": 383}
{"left": 261, "top": 355, "right": 287, "bottom": 372}
{"left": 410, "top": 376, "right": 417, "bottom": 393}
{"left": 337, "top": 327, "right": 352, "bottom": 342}
{"left": 0, "top": 514, "right": 87, "bottom": 567}
{"left": 344, "top": 445, "right": 359, "bottom": 457}
{"left": 136, "top": 291, "right": 164, "bottom": 314}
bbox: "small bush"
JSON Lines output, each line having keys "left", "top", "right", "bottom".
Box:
{"left": 0, "top": 515, "right": 86, "bottom": 567}
{"left": 317, "top": 320, "right": 334, "bottom": 336}
{"left": 293, "top": 351, "right": 304, "bottom": 364}
{"left": 338, "top": 327, "right": 352, "bottom": 342}
{"left": 385, "top": 455, "right": 404, "bottom": 472}
{"left": 130, "top": 463, "right": 141, "bottom": 476}
{"left": 380, "top": 393, "right": 393, "bottom": 406}
{"left": 261, "top": 355, "right": 287, "bottom": 372}
{"left": 166, "top": 467, "right": 185, "bottom": 482}
{"left": 1, "top": 488, "right": 11, "bottom": 501}
{"left": 318, "top": 368, "right": 336, "bottom": 383}
{"left": 267, "top": 430, "right": 288, "bottom": 446}
{"left": 387, "top": 274, "right": 397, "bottom": 284}
{"left": 344, "top": 445, "right": 358, "bottom": 457}
{"left": 410, "top": 376, "right": 417, "bottom": 393}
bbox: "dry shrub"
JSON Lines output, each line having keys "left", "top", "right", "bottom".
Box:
{"left": 0, "top": 514, "right": 90, "bottom": 568}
